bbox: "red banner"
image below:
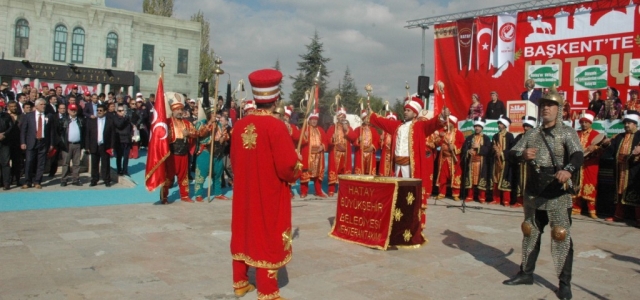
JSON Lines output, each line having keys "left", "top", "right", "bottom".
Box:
{"left": 435, "top": 0, "right": 640, "bottom": 119}
{"left": 144, "top": 76, "right": 170, "bottom": 192}
{"left": 329, "top": 178, "right": 396, "bottom": 249}
{"left": 456, "top": 18, "right": 475, "bottom": 71}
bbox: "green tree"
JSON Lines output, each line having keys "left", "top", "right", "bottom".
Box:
{"left": 273, "top": 58, "right": 284, "bottom": 100}
{"left": 143, "top": 0, "right": 174, "bottom": 17}
{"left": 190, "top": 11, "right": 216, "bottom": 96}
{"left": 289, "top": 31, "right": 331, "bottom": 115}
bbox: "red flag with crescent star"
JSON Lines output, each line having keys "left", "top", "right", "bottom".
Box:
{"left": 145, "top": 75, "right": 170, "bottom": 191}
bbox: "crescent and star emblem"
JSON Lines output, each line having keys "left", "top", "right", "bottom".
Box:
{"left": 149, "top": 110, "right": 168, "bottom": 140}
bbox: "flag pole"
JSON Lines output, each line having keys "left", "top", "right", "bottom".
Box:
{"left": 208, "top": 57, "right": 224, "bottom": 202}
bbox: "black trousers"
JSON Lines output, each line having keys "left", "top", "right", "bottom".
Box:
{"left": 9, "top": 144, "right": 22, "bottom": 183}
{"left": 522, "top": 208, "right": 573, "bottom": 286}
{"left": 90, "top": 144, "right": 111, "bottom": 184}
{"left": 115, "top": 142, "right": 131, "bottom": 174}
{"left": 24, "top": 140, "right": 47, "bottom": 185}
{"left": 0, "top": 143, "right": 10, "bottom": 187}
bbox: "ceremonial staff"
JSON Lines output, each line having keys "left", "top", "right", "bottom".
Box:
{"left": 362, "top": 84, "right": 373, "bottom": 145}
{"left": 234, "top": 79, "right": 246, "bottom": 119}
{"left": 331, "top": 93, "right": 341, "bottom": 143}
{"left": 208, "top": 57, "right": 224, "bottom": 202}
{"left": 297, "top": 66, "right": 321, "bottom": 153}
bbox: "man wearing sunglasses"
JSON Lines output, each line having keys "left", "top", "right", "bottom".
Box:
{"left": 85, "top": 104, "right": 116, "bottom": 187}
{"left": 113, "top": 105, "right": 133, "bottom": 176}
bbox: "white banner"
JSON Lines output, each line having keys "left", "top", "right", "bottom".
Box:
{"left": 495, "top": 13, "right": 518, "bottom": 69}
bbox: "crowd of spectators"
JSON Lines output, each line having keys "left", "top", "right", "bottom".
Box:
{"left": 0, "top": 83, "right": 241, "bottom": 192}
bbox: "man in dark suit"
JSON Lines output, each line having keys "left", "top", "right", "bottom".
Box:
{"left": 85, "top": 104, "right": 115, "bottom": 187}
{"left": 521, "top": 79, "right": 542, "bottom": 106}
{"left": 0, "top": 106, "right": 14, "bottom": 190}
{"left": 113, "top": 104, "right": 132, "bottom": 176}
{"left": 20, "top": 98, "right": 54, "bottom": 189}
{"left": 0, "top": 82, "right": 15, "bottom": 102}
{"left": 83, "top": 93, "right": 100, "bottom": 119}
{"left": 48, "top": 102, "right": 68, "bottom": 177}
{"left": 44, "top": 95, "right": 58, "bottom": 116}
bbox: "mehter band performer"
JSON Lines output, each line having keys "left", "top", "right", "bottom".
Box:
{"left": 326, "top": 106, "right": 352, "bottom": 196}
{"left": 299, "top": 108, "right": 328, "bottom": 198}
{"left": 370, "top": 96, "right": 446, "bottom": 227}
{"left": 513, "top": 116, "right": 537, "bottom": 208}
{"left": 161, "top": 95, "right": 197, "bottom": 203}
{"left": 462, "top": 117, "right": 491, "bottom": 203}
{"left": 378, "top": 112, "right": 396, "bottom": 177}
{"left": 503, "top": 85, "right": 583, "bottom": 300}
{"left": 605, "top": 110, "right": 640, "bottom": 226}
{"left": 572, "top": 111, "right": 604, "bottom": 218}
{"left": 490, "top": 115, "right": 515, "bottom": 206}
{"left": 348, "top": 109, "right": 379, "bottom": 176}
{"left": 430, "top": 114, "right": 464, "bottom": 201}
{"left": 230, "top": 69, "right": 303, "bottom": 300}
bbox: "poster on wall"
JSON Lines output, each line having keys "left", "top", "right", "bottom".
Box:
{"left": 528, "top": 64, "right": 560, "bottom": 88}
{"left": 434, "top": 0, "right": 640, "bottom": 119}
{"left": 573, "top": 65, "right": 608, "bottom": 91}
{"left": 630, "top": 58, "right": 640, "bottom": 86}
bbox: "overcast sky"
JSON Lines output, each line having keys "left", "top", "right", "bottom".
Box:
{"left": 105, "top": 0, "right": 524, "bottom": 102}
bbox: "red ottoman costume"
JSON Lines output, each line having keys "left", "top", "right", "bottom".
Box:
{"left": 378, "top": 112, "right": 396, "bottom": 177}
{"left": 161, "top": 97, "right": 196, "bottom": 203}
{"left": 299, "top": 109, "right": 328, "bottom": 197}
{"left": 230, "top": 69, "right": 302, "bottom": 300}
{"left": 326, "top": 107, "right": 353, "bottom": 196}
{"left": 370, "top": 97, "right": 442, "bottom": 228}
{"left": 572, "top": 111, "right": 603, "bottom": 218}
{"left": 432, "top": 115, "right": 464, "bottom": 200}
{"left": 348, "top": 110, "right": 379, "bottom": 175}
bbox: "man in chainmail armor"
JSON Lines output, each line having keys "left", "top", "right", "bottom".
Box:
{"left": 503, "top": 85, "right": 583, "bottom": 300}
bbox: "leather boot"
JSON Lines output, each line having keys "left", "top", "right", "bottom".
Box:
{"left": 504, "top": 230, "right": 541, "bottom": 286}
{"left": 557, "top": 239, "right": 573, "bottom": 300}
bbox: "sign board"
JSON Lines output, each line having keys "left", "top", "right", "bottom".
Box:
{"left": 574, "top": 65, "right": 608, "bottom": 91}
{"left": 528, "top": 64, "right": 560, "bottom": 88}
{"left": 506, "top": 100, "right": 538, "bottom": 134}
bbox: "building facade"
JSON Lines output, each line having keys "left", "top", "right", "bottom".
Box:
{"left": 0, "top": 0, "right": 201, "bottom": 98}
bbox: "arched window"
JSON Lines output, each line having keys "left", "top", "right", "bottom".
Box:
{"left": 14, "top": 19, "right": 29, "bottom": 57}
{"left": 106, "top": 32, "right": 118, "bottom": 67}
{"left": 53, "top": 25, "right": 68, "bottom": 62}
{"left": 71, "top": 27, "right": 85, "bottom": 63}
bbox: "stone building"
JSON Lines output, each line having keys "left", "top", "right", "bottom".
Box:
{"left": 0, "top": 0, "right": 201, "bottom": 98}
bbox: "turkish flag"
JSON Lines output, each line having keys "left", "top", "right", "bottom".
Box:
{"left": 475, "top": 16, "right": 496, "bottom": 71}
{"left": 145, "top": 76, "right": 170, "bottom": 191}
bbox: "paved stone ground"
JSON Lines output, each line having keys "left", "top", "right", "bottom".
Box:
{"left": 1, "top": 196, "right": 639, "bottom": 300}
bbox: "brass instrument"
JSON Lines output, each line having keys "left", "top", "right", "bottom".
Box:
{"left": 378, "top": 100, "right": 389, "bottom": 116}
{"left": 297, "top": 66, "right": 321, "bottom": 153}
{"left": 299, "top": 89, "right": 311, "bottom": 112}
{"left": 208, "top": 57, "right": 224, "bottom": 202}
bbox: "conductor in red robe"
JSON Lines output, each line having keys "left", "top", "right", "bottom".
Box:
{"left": 370, "top": 96, "right": 446, "bottom": 228}
{"left": 230, "top": 69, "right": 303, "bottom": 300}
{"left": 348, "top": 109, "right": 380, "bottom": 175}
{"left": 326, "top": 106, "right": 353, "bottom": 196}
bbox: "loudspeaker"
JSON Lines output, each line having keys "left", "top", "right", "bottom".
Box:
{"left": 417, "top": 76, "right": 430, "bottom": 98}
